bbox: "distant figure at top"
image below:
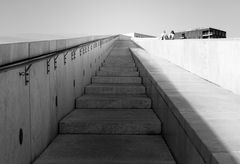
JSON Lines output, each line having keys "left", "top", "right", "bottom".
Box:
{"left": 181, "top": 33, "right": 186, "bottom": 39}
{"left": 169, "top": 30, "right": 175, "bottom": 40}
{"left": 161, "top": 30, "right": 168, "bottom": 40}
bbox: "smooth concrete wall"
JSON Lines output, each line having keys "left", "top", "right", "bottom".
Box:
{"left": 131, "top": 48, "right": 240, "bottom": 164}
{"left": 0, "top": 36, "right": 117, "bottom": 164}
{"left": 131, "top": 49, "right": 205, "bottom": 164}
{"left": 133, "top": 38, "right": 240, "bottom": 95}
{"left": 0, "top": 35, "right": 107, "bottom": 65}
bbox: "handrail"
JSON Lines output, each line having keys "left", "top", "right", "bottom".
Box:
{"left": 0, "top": 35, "right": 119, "bottom": 72}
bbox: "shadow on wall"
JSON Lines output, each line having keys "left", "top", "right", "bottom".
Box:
{"left": 130, "top": 44, "right": 240, "bottom": 164}
{"left": 0, "top": 36, "right": 118, "bottom": 164}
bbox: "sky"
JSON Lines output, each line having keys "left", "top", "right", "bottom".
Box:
{"left": 0, "top": 0, "right": 240, "bottom": 38}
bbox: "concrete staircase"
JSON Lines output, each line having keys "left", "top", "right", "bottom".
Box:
{"left": 34, "top": 41, "right": 175, "bottom": 164}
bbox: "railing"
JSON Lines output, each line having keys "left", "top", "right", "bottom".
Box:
{"left": 0, "top": 35, "right": 119, "bottom": 73}
{"left": 0, "top": 35, "right": 119, "bottom": 164}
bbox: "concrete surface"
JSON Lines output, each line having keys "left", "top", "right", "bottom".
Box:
{"left": 30, "top": 60, "right": 54, "bottom": 160}
{"left": 0, "top": 68, "right": 31, "bottom": 164}
{"left": 34, "top": 135, "right": 175, "bottom": 164}
{"left": 0, "top": 35, "right": 107, "bottom": 66}
{"left": 100, "top": 66, "right": 137, "bottom": 71}
{"left": 0, "top": 36, "right": 117, "bottom": 164}
{"left": 0, "top": 42, "right": 29, "bottom": 66}
{"left": 102, "top": 63, "right": 136, "bottom": 67}
{"left": 76, "top": 94, "right": 151, "bottom": 109}
{"left": 59, "top": 109, "right": 161, "bottom": 134}
{"left": 29, "top": 41, "right": 50, "bottom": 57}
{"left": 133, "top": 38, "right": 240, "bottom": 95}
{"left": 33, "top": 41, "right": 175, "bottom": 164}
{"left": 131, "top": 47, "right": 240, "bottom": 164}
{"left": 97, "top": 70, "right": 139, "bottom": 76}
{"left": 92, "top": 76, "right": 142, "bottom": 84}
{"left": 85, "top": 84, "right": 146, "bottom": 94}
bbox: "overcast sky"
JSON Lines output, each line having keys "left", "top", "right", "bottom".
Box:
{"left": 0, "top": 0, "right": 239, "bottom": 38}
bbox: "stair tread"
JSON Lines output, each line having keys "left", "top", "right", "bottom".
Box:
{"left": 33, "top": 135, "right": 175, "bottom": 164}
{"left": 92, "top": 77, "right": 142, "bottom": 84}
{"left": 102, "top": 65, "right": 136, "bottom": 68}
{"left": 103, "top": 63, "right": 135, "bottom": 66}
{"left": 77, "top": 94, "right": 150, "bottom": 99}
{"left": 59, "top": 109, "right": 161, "bottom": 134}
{"left": 61, "top": 109, "right": 159, "bottom": 121}
{"left": 85, "top": 84, "right": 145, "bottom": 94}
{"left": 97, "top": 71, "right": 139, "bottom": 77}
{"left": 76, "top": 94, "right": 151, "bottom": 109}
{"left": 86, "top": 83, "right": 144, "bottom": 87}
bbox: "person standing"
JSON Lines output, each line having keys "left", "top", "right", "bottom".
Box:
{"left": 160, "top": 30, "right": 168, "bottom": 40}
{"left": 169, "top": 30, "right": 175, "bottom": 40}
{"left": 180, "top": 33, "right": 186, "bottom": 39}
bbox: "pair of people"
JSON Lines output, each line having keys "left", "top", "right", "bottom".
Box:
{"left": 161, "top": 30, "right": 175, "bottom": 40}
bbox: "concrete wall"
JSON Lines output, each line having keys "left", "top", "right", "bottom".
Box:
{"left": 133, "top": 38, "right": 240, "bottom": 95}
{"left": 0, "top": 36, "right": 107, "bottom": 65}
{"left": 132, "top": 48, "right": 207, "bottom": 164}
{"left": 131, "top": 48, "right": 240, "bottom": 164}
{"left": 0, "top": 36, "right": 117, "bottom": 164}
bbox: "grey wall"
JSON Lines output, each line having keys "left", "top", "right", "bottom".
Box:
{"left": 0, "top": 36, "right": 117, "bottom": 164}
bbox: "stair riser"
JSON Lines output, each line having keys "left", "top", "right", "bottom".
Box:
{"left": 92, "top": 77, "right": 142, "bottom": 84}
{"left": 97, "top": 71, "right": 139, "bottom": 77}
{"left": 100, "top": 68, "right": 137, "bottom": 72}
{"left": 105, "top": 58, "right": 133, "bottom": 60}
{"left": 104, "top": 60, "right": 134, "bottom": 63}
{"left": 59, "top": 122, "right": 161, "bottom": 134}
{"left": 85, "top": 86, "right": 145, "bottom": 94}
{"left": 100, "top": 67, "right": 137, "bottom": 71}
{"left": 102, "top": 63, "right": 135, "bottom": 67}
{"left": 105, "top": 58, "right": 134, "bottom": 60}
{"left": 76, "top": 99, "right": 151, "bottom": 109}
{"left": 102, "top": 65, "right": 136, "bottom": 68}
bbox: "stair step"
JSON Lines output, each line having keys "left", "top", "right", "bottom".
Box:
{"left": 105, "top": 60, "right": 134, "bottom": 63}
{"left": 59, "top": 109, "right": 161, "bottom": 134}
{"left": 100, "top": 68, "right": 137, "bottom": 72}
{"left": 103, "top": 62, "right": 135, "bottom": 66}
{"left": 107, "top": 54, "right": 132, "bottom": 56}
{"left": 104, "top": 58, "right": 134, "bottom": 62}
{"left": 100, "top": 66, "right": 137, "bottom": 71}
{"left": 102, "top": 64, "right": 136, "bottom": 68}
{"left": 92, "top": 76, "right": 142, "bottom": 84}
{"left": 85, "top": 84, "right": 145, "bottom": 94}
{"left": 102, "top": 62, "right": 135, "bottom": 67}
{"left": 104, "top": 61, "right": 135, "bottom": 64}
{"left": 97, "top": 70, "right": 139, "bottom": 77}
{"left": 105, "top": 59, "right": 133, "bottom": 62}
{"left": 33, "top": 135, "right": 175, "bottom": 164}
{"left": 76, "top": 94, "right": 151, "bottom": 109}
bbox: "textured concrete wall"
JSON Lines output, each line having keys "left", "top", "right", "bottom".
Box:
{"left": 0, "top": 36, "right": 117, "bottom": 164}
{"left": 133, "top": 38, "right": 240, "bottom": 95}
